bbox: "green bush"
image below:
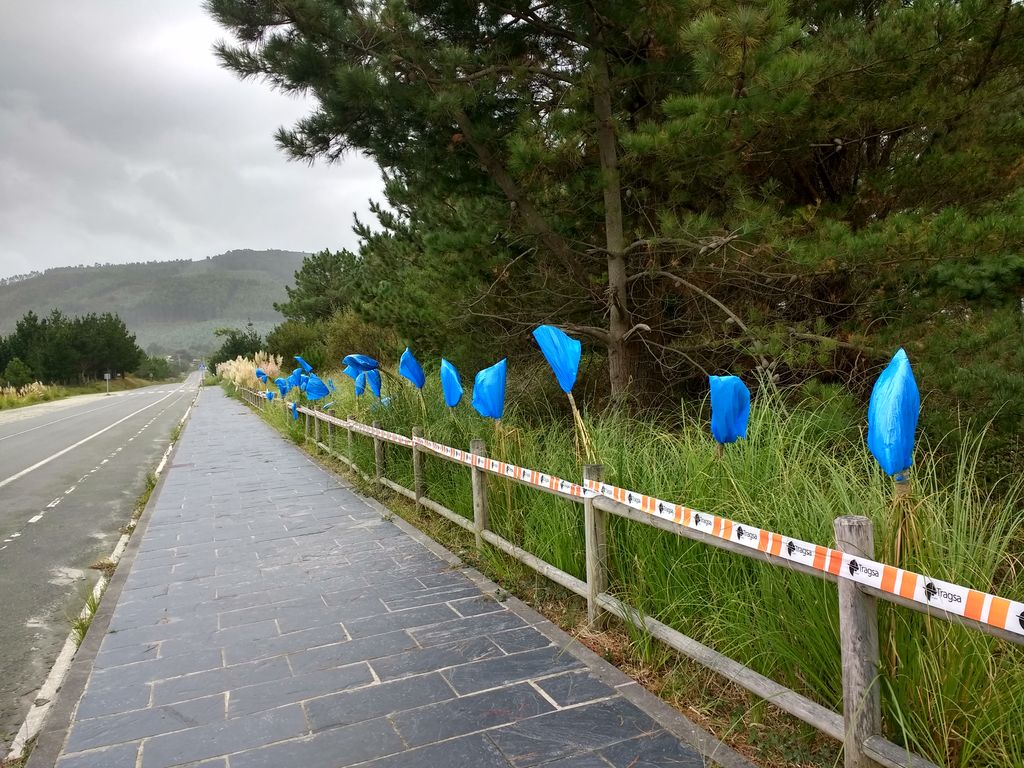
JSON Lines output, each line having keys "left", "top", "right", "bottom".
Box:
{"left": 3, "top": 356, "right": 33, "bottom": 387}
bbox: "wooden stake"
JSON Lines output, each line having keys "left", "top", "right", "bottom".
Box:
{"left": 372, "top": 420, "right": 385, "bottom": 483}
{"left": 584, "top": 463, "right": 607, "bottom": 628}
{"left": 412, "top": 426, "right": 425, "bottom": 511}
{"left": 834, "top": 515, "right": 882, "bottom": 768}
{"left": 471, "top": 438, "right": 488, "bottom": 550}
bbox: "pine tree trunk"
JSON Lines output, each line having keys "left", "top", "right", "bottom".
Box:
{"left": 591, "top": 44, "right": 632, "bottom": 399}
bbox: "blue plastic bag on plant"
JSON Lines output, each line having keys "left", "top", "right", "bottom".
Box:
{"left": 343, "top": 354, "right": 379, "bottom": 373}
{"left": 355, "top": 372, "right": 367, "bottom": 396}
{"left": 532, "top": 325, "right": 580, "bottom": 394}
{"left": 365, "top": 369, "right": 382, "bottom": 398}
{"left": 275, "top": 377, "right": 289, "bottom": 397}
{"left": 255, "top": 368, "right": 268, "bottom": 383}
{"left": 867, "top": 348, "right": 920, "bottom": 477}
{"left": 265, "top": 391, "right": 275, "bottom": 401}
{"left": 299, "top": 373, "right": 309, "bottom": 392}
{"left": 399, "top": 348, "right": 425, "bottom": 389}
{"left": 286, "top": 371, "right": 301, "bottom": 391}
{"left": 342, "top": 365, "right": 359, "bottom": 381}
{"left": 328, "top": 379, "right": 336, "bottom": 393}
{"left": 440, "top": 359, "right": 463, "bottom": 407}
{"left": 472, "top": 359, "right": 507, "bottom": 419}
{"left": 709, "top": 375, "right": 750, "bottom": 444}
{"left": 305, "top": 374, "right": 330, "bottom": 401}
{"left": 291, "top": 401, "right": 299, "bottom": 421}
{"left": 295, "top": 356, "right": 313, "bottom": 373}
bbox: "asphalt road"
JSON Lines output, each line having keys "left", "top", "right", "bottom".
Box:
{"left": 0, "top": 373, "right": 201, "bottom": 751}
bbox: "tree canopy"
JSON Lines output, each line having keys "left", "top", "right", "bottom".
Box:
{"left": 0, "top": 310, "right": 144, "bottom": 385}
{"left": 210, "top": 0, "right": 1024, "bottom": 475}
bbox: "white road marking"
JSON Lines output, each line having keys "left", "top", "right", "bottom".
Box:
{"left": 2, "top": 386, "right": 198, "bottom": 552}
{"left": 0, "top": 389, "right": 180, "bottom": 490}
{"left": 5, "top": 383, "right": 201, "bottom": 762}
{"left": 0, "top": 399, "right": 127, "bottom": 442}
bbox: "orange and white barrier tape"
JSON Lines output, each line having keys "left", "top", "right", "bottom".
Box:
{"left": 582, "top": 478, "right": 1024, "bottom": 638}
{"left": 274, "top": 402, "right": 1024, "bottom": 641}
{"left": 412, "top": 437, "right": 589, "bottom": 498}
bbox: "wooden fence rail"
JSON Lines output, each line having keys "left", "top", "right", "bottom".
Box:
{"left": 237, "top": 388, "right": 1022, "bottom": 768}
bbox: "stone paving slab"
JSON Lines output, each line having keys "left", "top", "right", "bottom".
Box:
{"left": 44, "top": 388, "right": 749, "bottom": 768}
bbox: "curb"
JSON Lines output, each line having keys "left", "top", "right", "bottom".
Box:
{"left": 19, "top": 388, "right": 202, "bottom": 768}
{"left": 296, "top": 434, "right": 755, "bottom": 768}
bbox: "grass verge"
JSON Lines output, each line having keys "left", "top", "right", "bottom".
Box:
{"left": 0, "top": 375, "right": 180, "bottom": 411}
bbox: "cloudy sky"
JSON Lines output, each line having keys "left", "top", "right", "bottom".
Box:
{"left": 0, "top": 2, "right": 384, "bottom": 280}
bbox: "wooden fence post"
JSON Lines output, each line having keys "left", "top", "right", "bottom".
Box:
{"left": 834, "top": 515, "right": 882, "bottom": 768}
{"left": 327, "top": 419, "right": 334, "bottom": 451}
{"left": 412, "top": 427, "right": 425, "bottom": 511}
{"left": 304, "top": 410, "right": 309, "bottom": 441}
{"left": 314, "top": 408, "right": 320, "bottom": 444}
{"left": 583, "top": 464, "right": 608, "bottom": 628}
{"left": 372, "top": 420, "right": 385, "bottom": 483}
{"left": 471, "top": 438, "right": 488, "bottom": 550}
{"left": 346, "top": 415, "right": 354, "bottom": 461}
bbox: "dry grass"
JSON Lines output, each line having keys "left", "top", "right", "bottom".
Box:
{"left": 89, "top": 558, "right": 117, "bottom": 578}
{"left": 215, "top": 351, "right": 282, "bottom": 390}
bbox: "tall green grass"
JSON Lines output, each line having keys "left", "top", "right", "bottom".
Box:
{"left": 253, "top": 375, "right": 1023, "bottom": 767}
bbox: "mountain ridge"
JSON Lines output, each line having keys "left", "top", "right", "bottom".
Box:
{"left": 0, "top": 249, "right": 307, "bottom": 354}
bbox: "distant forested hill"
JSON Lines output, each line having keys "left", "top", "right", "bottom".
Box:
{"left": 0, "top": 250, "right": 307, "bottom": 354}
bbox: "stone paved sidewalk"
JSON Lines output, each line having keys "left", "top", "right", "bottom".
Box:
{"left": 42, "top": 388, "right": 743, "bottom": 768}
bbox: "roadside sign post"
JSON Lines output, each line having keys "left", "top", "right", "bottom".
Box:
{"left": 104, "top": 372, "right": 111, "bottom": 395}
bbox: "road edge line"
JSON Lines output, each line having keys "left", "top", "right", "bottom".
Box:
{"left": 10, "top": 386, "right": 202, "bottom": 767}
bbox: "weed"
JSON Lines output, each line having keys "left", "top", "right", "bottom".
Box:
{"left": 132, "top": 473, "right": 157, "bottom": 520}
{"left": 71, "top": 592, "right": 101, "bottom": 647}
{"left": 89, "top": 558, "right": 116, "bottom": 578}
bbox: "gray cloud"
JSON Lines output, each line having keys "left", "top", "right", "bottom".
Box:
{"left": 0, "top": 2, "right": 383, "bottom": 279}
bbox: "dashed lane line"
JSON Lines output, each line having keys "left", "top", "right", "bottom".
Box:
{"left": 0, "top": 391, "right": 152, "bottom": 442}
{"left": 0, "top": 387, "right": 197, "bottom": 552}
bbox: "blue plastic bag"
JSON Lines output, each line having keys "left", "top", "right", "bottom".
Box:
{"left": 440, "top": 359, "right": 463, "bottom": 407}
{"left": 255, "top": 368, "right": 268, "bottom": 383}
{"left": 299, "top": 373, "right": 309, "bottom": 392}
{"left": 305, "top": 374, "right": 330, "bottom": 401}
{"left": 532, "top": 325, "right": 581, "bottom": 394}
{"left": 286, "top": 371, "right": 301, "bottom": 391}
{"left": 295, "top": 356, "right": 313, "bottom": 373}
{"left": 709, "top": 375, "right": 751, "bottom": 444}
{"left": 291, "top": 401, "right": 299, "bottom": 421}
{"left": 275, "top": 377, "right": 289, "bottom": 397}
{"left": 265, "top": 390, "right": 275, "bottom": 401}
{"left": 342, "top": 365, "right": 359, "bottom": 381}
{"left": 365, "top": 369, "right": 382, "bottom": 398}
{"left": 328, "top": 379, "right": 337, "bottom": 393}
{"left": 355, "top": 372, "right": 367, "bottom": 396}
{"left": 399, "top": 348, "right": 425, "bottom": 389}
{"left": 867, "top": 348, "right": 920, "bottom": 477}
{"left": 343, "top": 354, "right": 379, "bottom": 373}
{"left": 472, "top": 359, "right": 507, "bottom": 420}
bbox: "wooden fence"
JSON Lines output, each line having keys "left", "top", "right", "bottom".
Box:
{"left": 238, "top": 388, "right": 1022, "bottom": 768}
